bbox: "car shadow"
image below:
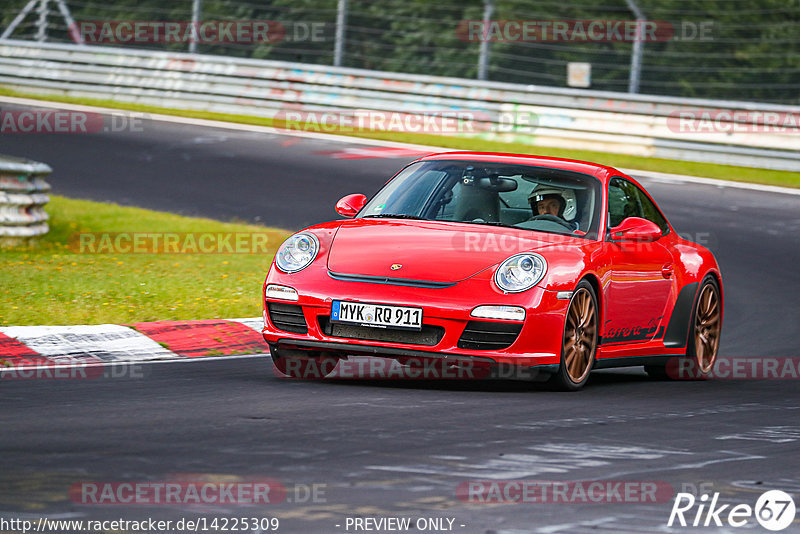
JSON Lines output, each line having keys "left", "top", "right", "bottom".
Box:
{"left": 267, "top": 367, "right": 656, "bottom": 393}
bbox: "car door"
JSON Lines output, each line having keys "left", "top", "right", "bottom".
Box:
{"left": 604, "top": 177, "right": 675, "bottom": 345}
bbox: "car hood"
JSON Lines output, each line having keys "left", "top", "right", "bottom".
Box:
{"left": 326, "top": 219, "right": 582, "bottom": 283}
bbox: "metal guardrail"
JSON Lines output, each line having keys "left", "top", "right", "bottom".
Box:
{"left": 0, "top": 39, "right": 799, "bottom": 172}
{"left": 0, "top": 154, "right": 52, "bottom": 239}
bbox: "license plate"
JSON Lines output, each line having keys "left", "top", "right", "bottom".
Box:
{"left": 331, "top": 301, "right": 423, "bottom": 331}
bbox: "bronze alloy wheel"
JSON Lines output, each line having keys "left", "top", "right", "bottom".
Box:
{"left": 693, "top": 281, "right": 721, "bottom": 374}
{"left": 550, "top": 281, "right": 599, "bottom": 390}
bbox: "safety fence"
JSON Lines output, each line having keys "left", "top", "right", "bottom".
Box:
{"left": 2, "top": 0, "right": 798, "bottom": 104}
{"left": 1, "top": 39, "right": 799, "bottom": 171}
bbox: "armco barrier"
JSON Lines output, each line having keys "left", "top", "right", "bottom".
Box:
{"left": 0, "top": 154, "right": 52, "bottom": 240}
{"left": 0, "top": 39, "right": 798, "bottom": 171}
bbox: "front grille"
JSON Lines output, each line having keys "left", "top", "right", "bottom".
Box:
{"left": 318, "top": 317, "right": 444, "bottom": 346}
{"left": 457, "top": 321, "right": 523, "bottom": 350}
{"left": 267, "top": 302, "right": 307, "bottom": 334}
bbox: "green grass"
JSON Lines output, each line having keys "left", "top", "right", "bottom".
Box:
{"left": 1, "top": 196, "right": 290, "bottom": 326}
{"left": 2, "top": 85, "right": 799, "bottom": 188}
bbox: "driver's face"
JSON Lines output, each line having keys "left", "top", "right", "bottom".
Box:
{"left": 537, "top": 198, "right": 561, "bottom": 216}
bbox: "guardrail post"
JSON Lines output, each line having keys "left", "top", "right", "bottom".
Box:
{"left": 0, "top": 155, "right": 52, "bottom": 246}
{"left": 334, "top": 0, "right": 347, "bottom": 67}
{"left": 477, "top": 0, "right": 494, "bottom": 80}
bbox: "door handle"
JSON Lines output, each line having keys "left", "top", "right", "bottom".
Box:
{"left": 661, "top": 263, "right": 674, "bottom": 278}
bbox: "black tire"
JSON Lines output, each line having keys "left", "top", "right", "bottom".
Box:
{"left": 548, "top": 280, "right": 599, "bottom": 391}
{"left": 270, "top": 347, "right": 340, "bottom": 379}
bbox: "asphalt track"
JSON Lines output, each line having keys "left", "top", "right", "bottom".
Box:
{"left": 2, "top": 107, "right": 800, "bottom": 533}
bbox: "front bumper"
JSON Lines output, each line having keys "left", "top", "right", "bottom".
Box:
{"left": 261, "top": 267, "right": 568, "bottom": 368}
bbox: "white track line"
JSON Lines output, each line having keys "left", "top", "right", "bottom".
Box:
{"left": 1, "top": 95, "right": 798, "bottom": 196}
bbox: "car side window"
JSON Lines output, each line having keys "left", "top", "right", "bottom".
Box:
{"left": 608, "top": 177, "right": 669, "bottom": 234}
{"left": 634, "top": 185, "right": 669, "bottom": 234}
{"left": 608, "top": 177, "right": 640, "bottom": 227}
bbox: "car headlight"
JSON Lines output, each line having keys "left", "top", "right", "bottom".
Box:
{"left": 494, "top": 253, "right": 547, "bottom": 293}
{"left": 275, "top": 233, "right": 319, "bottom": 273}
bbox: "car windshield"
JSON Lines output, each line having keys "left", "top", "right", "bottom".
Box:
{"left": 360, "top": 160, "right": 603, "bottom": 239}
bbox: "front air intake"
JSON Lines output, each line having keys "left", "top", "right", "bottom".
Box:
{"left": 267, "top": 302, "right": 308, "bottom": 334}
{"left": 457, "top": 321, "right": 523, "bottom": 350}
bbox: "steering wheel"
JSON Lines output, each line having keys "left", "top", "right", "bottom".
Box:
{"left": 530, "top": 214, "right": 575, "bottom": 230}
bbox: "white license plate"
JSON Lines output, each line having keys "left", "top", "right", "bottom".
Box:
{"left": 331, "top": 301, "right": 423, "bottom": 331}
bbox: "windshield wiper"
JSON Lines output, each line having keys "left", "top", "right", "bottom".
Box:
{"left": 458, "top": 220, "right": 519, "bottom": 229}
{"left": 363, "top": 214, "right": 428, "bottom": 220}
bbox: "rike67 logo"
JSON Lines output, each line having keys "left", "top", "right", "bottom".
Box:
{"left": 668, "top": 490, "right": 796, "bottom": 531}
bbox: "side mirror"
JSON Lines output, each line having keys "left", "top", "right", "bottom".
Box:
{"left": 609, "top": 217, "right": 662, "bottom": 242}
{"left": 335, "top": 193, "right": 367, "bottom": 218}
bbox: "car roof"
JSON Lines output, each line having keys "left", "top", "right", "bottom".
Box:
{"left": 415, "top": 151, "right": 620, "bottom": 182}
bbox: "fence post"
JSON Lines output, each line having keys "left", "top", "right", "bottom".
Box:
{"left": 190, "top": 0, "right": 203, "bottom": 53}
{"left": 625, "top": 0, "right": 644, "bottom": 93}
{"left": 53, "top": 0, "right": 84, "bottom": 44}
{"left": 35, "top": 0, "right": 49, "bottom": 42}
{"left": 334, "top": 0, "right": 347, "bottom": 67}
{"left": 477, "top": 0, "right": 494, "bottom": 80}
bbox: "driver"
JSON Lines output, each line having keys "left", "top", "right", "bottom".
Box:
{"left": 532, "top": 193, "right": 565, "bottom": 217}
{"left": 528, "top": 187, "right": 580, "bottom": 231}
{"left": 529, "top": 187, "right": 568, "bottom": 218}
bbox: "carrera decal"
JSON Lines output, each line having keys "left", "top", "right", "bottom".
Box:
{"left": 602, "top": 316, "right": 664, "bottom": 344}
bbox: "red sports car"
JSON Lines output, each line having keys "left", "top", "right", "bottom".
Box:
{"left": 261, "top": 152, "right": 723, "bottom": 390}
